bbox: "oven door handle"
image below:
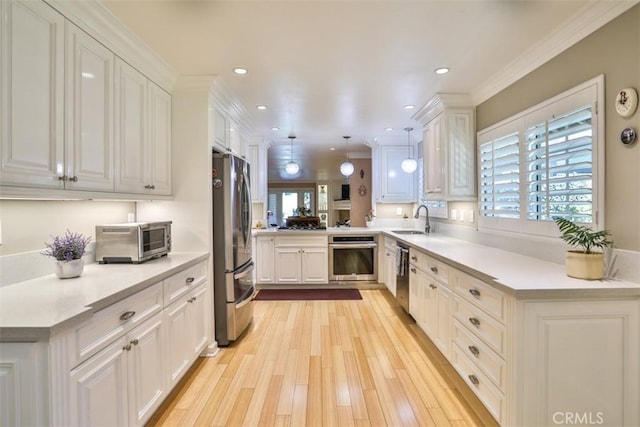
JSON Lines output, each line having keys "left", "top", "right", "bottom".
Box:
{"left": 329, "top": 243, "right": 378, "bottom": 249}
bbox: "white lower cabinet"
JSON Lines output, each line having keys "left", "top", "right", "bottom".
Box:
{"left": 407, "top": 248, "right": 639, "bottom": 426}
{"left": 255, "top": 235, "right": 275, "bottom": 283}
{"left": 69, "top": 312, "right": 165, "bottom": 427}
{"left": 272, "top": 235, "right": 328, "bottom": 284}
{"left": 382, "top": 237, "right": 397, "bottom": 296}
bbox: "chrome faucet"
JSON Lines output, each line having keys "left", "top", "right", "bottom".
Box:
{"left": 414, "top": 204, "right": 431, "bottom": 234}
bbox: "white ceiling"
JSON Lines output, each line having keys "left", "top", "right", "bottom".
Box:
{"left": 102, "top": 0, "right": 614, "bottom": 182}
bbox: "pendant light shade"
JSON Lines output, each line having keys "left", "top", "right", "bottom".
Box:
{"left": 401, "top": 127, "right": 417, "bottom": 173}
{"left": 284, "top": 135, "right": 300, "bottom": 175}
{"left": 340, "top": 136, "right": 355, "bottom": 177}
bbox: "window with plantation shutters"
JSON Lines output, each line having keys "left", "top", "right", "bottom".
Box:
{"left": 477, "top": 75, "right": 604, "bottom": 237}
{"left": 526, "top": 105, "right": 593, "bottom": 223}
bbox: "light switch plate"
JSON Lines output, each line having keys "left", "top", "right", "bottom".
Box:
{"left": 451, "top": 209, "right": 457, "bottom": 220}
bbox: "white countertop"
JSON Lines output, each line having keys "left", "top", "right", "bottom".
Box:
{"left": 0, "top": 252, "right": 209, "bottom": 341}
{"left": 255, "top": 227, "right": 640, "bottom": 297}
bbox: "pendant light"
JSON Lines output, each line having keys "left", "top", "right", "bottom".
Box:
{"left": 339, "top": 136, "right": 355, "bottom": 177}
{"left": 284, "top": 135, "right": 300, "bottom": 175}
{"left": 401, "top": 127, "right": 417, "bottom": 173}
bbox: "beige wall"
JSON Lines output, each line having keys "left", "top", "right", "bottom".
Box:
{"left": 476, "top": 5, "right": 640, "bottom": 251}
{"left": 348, "top": 158, "right": 372, "bottom": 227}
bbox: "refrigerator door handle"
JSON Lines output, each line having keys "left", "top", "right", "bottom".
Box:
{"left": 234, "top": 261, "right": 255, "bottom": 280}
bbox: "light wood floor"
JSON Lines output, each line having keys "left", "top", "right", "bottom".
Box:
{"left": 147, "top": 289, "right": 498, "bottom": 427}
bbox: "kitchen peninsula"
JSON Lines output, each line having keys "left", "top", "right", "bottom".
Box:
{"left": 254, "top": 227, "right": 640, "bottom": 426}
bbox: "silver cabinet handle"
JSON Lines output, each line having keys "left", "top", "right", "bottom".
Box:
{"left": 468, "top": 345, "right": 480, "bottom": 357}
{"left": 468, "top": 374, "right": 480, "bottom": 386}
{"left": 58, "top": 175, "right": 67, "bottom": 181}
{"left": 410, "top": 268, "right": 417, "bottom": 273}
{"left": 144, "top": 184, "right": 156, "bottom": 190}
{"left": 119, "top": 311, "right": 136, "bottom": 321}
{"left": 123, "top": 343, "right": 132, "bottom": 351}
{"left": 411, "top": 255, "right": 417, "bottom": 261}
{"left": 69, "top": 176, "right": 78, "bottom": 182}
{"left": 469, "top": 289, "right": 481, "bottom": 297}
{"left": 429, "top": 283, "right": 437, "bottom": 289}
{"left": 188, "top": 296, "right": 197, "bottom": 303}
{"left": 430, "top": 266, "right": 438, "bottom": 273}
{"left": 186, "top": 277, "right": 195, "bottom": 285}
{"left": 130, "top": 338, "right": 139, "bottom": 346}
{"left": 468, "top": 317, "right": 481, "bottom": 327}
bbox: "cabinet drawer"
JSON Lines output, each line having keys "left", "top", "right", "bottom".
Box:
{"left": 410, "top": 249, "right": 448, "bottom": 284}
{"left": 451, "top": 344, "right": 505, "bottom": 424}
{"left": 164, "top": 260, "right": 207, "bottom": 306}
{"left": 72, "top": 283, "right": 163, "bottom": 367}
{"left": 453, "top": 271, "right": 505, "bottom": 322}
{"left": 453, "top": 296, "right": 506, "bottom": 356}
{"left": 275, "top": 235, "right": 327, "bottom": 247}
{"left": 452, "top": 319, "right": 505, "bottom": 391}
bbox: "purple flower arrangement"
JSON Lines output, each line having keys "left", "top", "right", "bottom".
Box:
{"left": 43, "top": 230, "right": 92, "bottom": 261}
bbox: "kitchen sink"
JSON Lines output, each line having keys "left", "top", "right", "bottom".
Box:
{"left": 391, "top": 230, "right": 427, "bottom": 235}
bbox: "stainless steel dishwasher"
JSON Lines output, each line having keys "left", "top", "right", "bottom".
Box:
{"left": 395, "top": 242, "right": 410, "bottom": 312}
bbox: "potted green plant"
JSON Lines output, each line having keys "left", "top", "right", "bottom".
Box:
{"left": 554, "top": 217, "right": 611, "bottom": 280}
{"left": 42, "top": 230, "right": 92, "bottom": 279}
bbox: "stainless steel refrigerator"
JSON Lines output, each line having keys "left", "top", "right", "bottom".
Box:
{"left": 212, "top": 150, "right": 255, "bottom": 346}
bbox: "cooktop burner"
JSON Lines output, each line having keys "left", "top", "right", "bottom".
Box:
{"left": 278, "top": 225, "right": 327, "bottom": 230}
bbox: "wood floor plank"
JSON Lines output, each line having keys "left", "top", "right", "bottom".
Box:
{"left": 149, "top": 289, "right": 495, "bottom": 427}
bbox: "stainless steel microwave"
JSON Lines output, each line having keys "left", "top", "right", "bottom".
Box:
{"left": 95, "top": 221, "right": 172, "bottom": 264}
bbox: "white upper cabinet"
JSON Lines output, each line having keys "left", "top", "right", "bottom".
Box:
{"left": 414, "top": 94, "right": 476, "bottom": 201}
{"left": 245, "top": 138, "right": 269, "bottom": 204}
{"left": 0, "top": 0, "right": 65, "bottom": 188}
{"left": 115, "top": 59, "right": 172, "bottom": 195}
{"left": 374, "top": 143, "right": 417, "bottom": 203}
{"left": 209, "top": 79, "right": 251, "bottom": 158}
{"left": 65, "top": 22, "right": 115, "bottom": 191}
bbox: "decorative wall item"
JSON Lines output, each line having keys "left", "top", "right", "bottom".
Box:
{"left": 358, "top": 184, "right": 367, "bottom": 196}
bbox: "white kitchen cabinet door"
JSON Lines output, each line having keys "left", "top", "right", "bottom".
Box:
{"left": 127, "top": 313, "right": 166, "bottom": 426}
{"left": 434, "top": 284, "right": 453, "bottom": 358}
{"left": 0, "top": 0, "right": 65, "bottom": 188}
{"left": 114, "top": 58, "right": 147, "bottom": 194}
{"left": 165, "top": 296, "right": 191, "bottom": 388}
{"left": 69, "top": 337, "right": 129, "bottom": 427}
{"left": 211, "top": 107, "right": 229, "bottom": 153}
{"left": 256, "top": 236, "right": 275, "bottom": 283}
{"left": 423, "top": 113, "right": 444, "bottom": 197}
{"left": 376, "top": 145, "right": 417, "bottom": 203}
{"left": 383, "top": 245, "right": 397, "bottom": 296}
{"left": 147, "top": 82, "right": 172, "bottom": 195}
{"left": 301, "top": 247, "right": 328, "bottom": 283}
{"left": 246, "top": 141, "right": 268, "bottom": 204}
{"left": 65, "top": 22, "right": 114, "bottom": 192}
{"left": 188, "top": 284, "right": 209, "bottom": 358}
{"left": 275, "top": 248, "right": 302, "bottom": 283}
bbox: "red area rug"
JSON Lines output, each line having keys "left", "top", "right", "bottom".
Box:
{"left": 254, "top": 288, "right": 362, "bottom": 301}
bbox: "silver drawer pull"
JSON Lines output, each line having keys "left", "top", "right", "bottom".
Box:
{"left": 430, "top": 266, "right": 438, "bottom": 273}
{"left": 144, "top": 184, "right": 156, "bottom": 190}
{"left": 123, "top": 344, "right": 132, "bottom": 351}
{"left": 119, "top": 311, "right": 136, "bottom": 321}
{"left": 130, "top": 338, "right": 139, "bottom": 346}
{"left": 186, "top": 277, "right": 195, "bottom": 285}
{"left": 188, "top": 297, "right": 196, "bottom": 303}
{"left": 411, "top": 255, "right": 417, "bottom": 261}
{"left": 469, "top": 289, "right": 481, "bottom": 297}
{"left": 468, "top": 374, "right": 480, "bottom": 386}
{"left": 429, "top": 284, "right": 437, "bottom": 289}
{"left": 410, "top": 268, "right": 417, "bottom": 273}
{"left": 468, "top": 345, "right": 480, "bottom": 357}
{"left": 468, "top": 317, "right": 481, "bottom": 327}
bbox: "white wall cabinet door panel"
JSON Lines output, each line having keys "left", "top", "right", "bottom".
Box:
{"left": 114, "top": 58, "right": 147, "bottom": 194}
{"left": 377, "top": 145, "right": 417, "bottom": 203}
{"left": 127, "top": 314, "right": 166, "bottom": 426}
{"left": 69, "top": 337, "right": 129, "bottom": 427}
{"left": 423, "top": 114, "right": 443, "bottom": 197}
{"left": 147, "top": 82, "right": 172, "bottom": 195}
{"left": 256, "top": 236, "right": 275, "bottom": 283}
{"left": 65, "top": 22, "right": 114, "bottom": 191}
{"left": 0, "top": 0, "right": 65, "bottom": 188}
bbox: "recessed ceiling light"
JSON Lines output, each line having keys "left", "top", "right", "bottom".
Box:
{"left": 233, "top": 67, "right": 248, "bottom": 75}
{"left": 435, "top": 67, "right": 450, "bottom": 75}
{"left": 330, "top": 147, "right": 336, "bottom": 151}
{"left": 403, "top": 105, "right": 415, "bottom": 110}
{"left": 385, "top": 127, "right": 393, "bottom": 131}
{"left": 256, "top": 105, "right": 267, "bottom": 110}
{"left": 271, "top": 127, "right": 279, "bottom": 131}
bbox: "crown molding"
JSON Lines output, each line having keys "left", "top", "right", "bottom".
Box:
{"left": 43, "top": 0, "right": 177, "bottom": 92}
{"left": 471, "top": 0, "right": 639, "bottom": 105}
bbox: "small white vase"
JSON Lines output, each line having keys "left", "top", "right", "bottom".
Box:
{"left": 55, "top": 258, "right": 84, "bottom": 279}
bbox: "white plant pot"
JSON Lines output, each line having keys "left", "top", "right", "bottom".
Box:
{"left": 365, "top": 220, "right": 374, "bottom": 228}
{"left": 565, "top": 251, "right": 604, "bottom": 280}
{"left": 55, "top": 258, "right": 84, "bottom": 279}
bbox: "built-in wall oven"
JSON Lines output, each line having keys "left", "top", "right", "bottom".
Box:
{"left": 329, "top": 235, "right": 378, "bottom": 282}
